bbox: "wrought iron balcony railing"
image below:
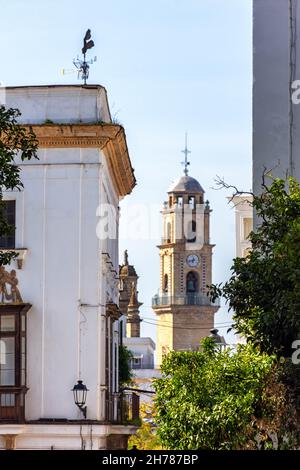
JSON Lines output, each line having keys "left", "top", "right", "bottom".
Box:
{"left": 152, "top": 293, "right": 220, "bottom": 308}
{"left": 131, "top": 362, "right": 155, "bottom": 370}
{"left": 105, "top": 392, "right": 139, "bottom": 424}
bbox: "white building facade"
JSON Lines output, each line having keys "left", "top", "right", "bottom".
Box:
{"left": 229, "top": 195, "right": 253, "bottom": 259}
{"left": 125, "top": 337, "right": 155, "bottom": 371}
{"left": 0, "top": 85, "right": 138, "bottom": 450}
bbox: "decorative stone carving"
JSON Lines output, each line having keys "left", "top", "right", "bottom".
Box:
{"left": 124, "top": 249, "right": 128, "bottom": 266}
{"left": 102, "top": 253, "right": 119, "bottom": 303}
{"left": 0, "top": 267, "right": 23, "bottom": 303}
{"left": 106, "top": 301, "right": 121, "bottom": 321}
{"left": 129, "top": 281, "right": 138, "bottom": 306}
{"left": 25, "top": 124, "right": 136, "bottom": 197}
{"left": 126, "top": 280, "right": 143, "bottom": 338}
{"left": 119, "top": 251, "right": 138, "bottom": 316}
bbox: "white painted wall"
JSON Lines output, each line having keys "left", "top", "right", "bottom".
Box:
{"left": 2, "top": 86, "right": 120, "bottom": 424}
{"left": 123, "top": 337, "right": 155, "bottom": 368}
{"left": 230, "top": 196, "right": 253, "bottom": 258}
{"left": 3, "top": 85, "right": 111, "bottom": 124}
{"left": 253, "top": 0, "right": 300, "bottom": 193}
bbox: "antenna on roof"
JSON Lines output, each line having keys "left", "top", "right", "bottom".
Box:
{"left": 181, "top": 132, "right": 191, "bottom": 176}
{"left": 62, "top": 29, "right": 97, "bottom": 85}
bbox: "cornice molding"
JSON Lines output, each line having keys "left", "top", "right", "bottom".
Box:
{"left": 106, "top": 301, "right": 121, "bottom": 321}
{"left": 25, "top": 124, "right": 136, "bottom": 197}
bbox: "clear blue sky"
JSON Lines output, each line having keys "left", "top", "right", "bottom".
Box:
{"left": 1, "top": 0, "right": 252, "bottom": 344}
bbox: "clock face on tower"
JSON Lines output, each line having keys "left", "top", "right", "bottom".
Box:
{"left": 187, "top": 254, "right": 199, "bottom": 267}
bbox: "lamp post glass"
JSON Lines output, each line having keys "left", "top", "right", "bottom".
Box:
{"left": 72, "top": 380, "right": 88, "bottom": 417}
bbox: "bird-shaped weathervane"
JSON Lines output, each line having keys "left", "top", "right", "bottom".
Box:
{"left": 82, "top": 29, "right": 94, "bottom": 55}
{"left": 73, "top": 29, "right": 97, "bottom": 85}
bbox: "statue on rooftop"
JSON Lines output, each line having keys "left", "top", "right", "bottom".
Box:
{"left": 124, "top": 249, "right": 129, "bottom": 266}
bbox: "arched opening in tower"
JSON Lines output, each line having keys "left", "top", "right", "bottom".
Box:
{"left": 187, "top": 220, "right": 197, "bottom": 243}
{"left": 186, "top": 271, "right": 198, "bottom": 293}
{"left": 163, "top": 274, "right": 169, "bottom": 293}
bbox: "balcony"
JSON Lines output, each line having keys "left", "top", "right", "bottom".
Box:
{"left": 131, "top": 362, "right": 154, "bottom": 370}
{"left": 0, "top": 387, "right": 27, "bottom": 423}
{"left": 105, "top": 391, "right": 139, "bottom": 424}
{"left": 152, "top": 293, "right": 220, "bottom": 308}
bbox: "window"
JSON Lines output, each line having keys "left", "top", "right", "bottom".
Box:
{"left": 130, "top": 357, "right": 142, "bottom": 369}
{"left": 114, "top": 343, "right": 117, "bottom": 393}
{"left": 0, "top": 336, "right": 15, "bottom": 385}
{"left": 187, "top": 220, "right": 197, "bottom": 243}
{"left": 0, "top": 306, "right": 29, "bottom": 423}
{"left": 243, "top": 217, "right": 252, "bottom": 241}
{"left": 186, "top": 272, "right": 199, "bottom": 305}
{"left": 188, "top": 196, "right": 195, "bottom": 209}
{"left": 0, "top": 201, "right": 16, "bottom": 249}
{"left": 166, "top": 222, "right": 172, "bottom": 243}
{"left": 163, "top": 274, "right": 168, "bottom": 293}
{"left": 177, "top": 196, "right": 183, "bottom": 208}
{"left": 186, "top": 271, "right": 198, "bottom": 293}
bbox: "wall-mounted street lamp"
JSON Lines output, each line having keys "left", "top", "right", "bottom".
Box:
{"left": 72, "top": 380, "right": 88, "bottom": 419}
{"left": 209, "top": 328, "right": 226, "bottom": 350}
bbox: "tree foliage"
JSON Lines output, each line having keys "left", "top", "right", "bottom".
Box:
{"left": 210, "top": 176, "right": 300, "bottom": 357}
{"left": 128, "top": 402, "right": 162, "bottom": 450}
{"left": 119, "top": 344, "right": 133, "bottom": 387}
{"left": 153, "top": 339, "right": 297, "bottom": 450}
{"left": 153, "top": 176, "right": 300, "bottom": 450}
{"left": 0, "top": 105, "right": 38, "bottom": 265}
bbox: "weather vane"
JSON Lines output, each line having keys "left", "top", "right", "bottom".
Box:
{"left": 72, "top": 29, "right": 97, "bottom": 85}
{"left": 181, "top": 132, "right": 191, "bottom": 176}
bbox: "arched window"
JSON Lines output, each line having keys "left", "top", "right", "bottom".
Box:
{"left": 187, "top": 220, "right": 196, "bottom": 243}
{"left": 166, "top": 222, "right": 172, "bottom": 243}
{"left": 177, "top": 196, "right": 183, "bottom": 208}
{"left": 188, "top": 196, "right": 195, "bottom": 209}
{"left": 186, "top": 271, "right": 198, "bottom": 293}
{"left": 163, "top": 274, "right": 168, "bottom": 292}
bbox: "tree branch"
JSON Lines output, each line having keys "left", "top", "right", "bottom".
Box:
{"left": 213, "top": 176, "right": 254, "bottom": 205}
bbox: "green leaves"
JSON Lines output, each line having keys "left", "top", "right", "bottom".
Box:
{"left": 153, "top": 176, "right": 300, "bottom": 450}
{"left": 210, "top": 176, "right": 300, "bottom": 357}
{"left": 119, "top": 344, "right": 133, "bottom": 386}
{"left": 0, "top": 105, "right": 38, "bottom": 265}
{"left": 0, "top": 105, "right": 38, "bottom": 191}
{"left": 153, "top": 343, "right": 276, "bottom": 450}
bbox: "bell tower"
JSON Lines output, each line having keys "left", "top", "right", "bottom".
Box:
{"left": 152, "top": 145, "right": 219, "bottom": 366}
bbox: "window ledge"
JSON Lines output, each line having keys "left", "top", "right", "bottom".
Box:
{"left": 0, "top": 249, "right": 28, "bottom": 269}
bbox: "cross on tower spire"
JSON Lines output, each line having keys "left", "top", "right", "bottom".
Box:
{"left": 181, "top": 132, "right": 191, "bottom": 176}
